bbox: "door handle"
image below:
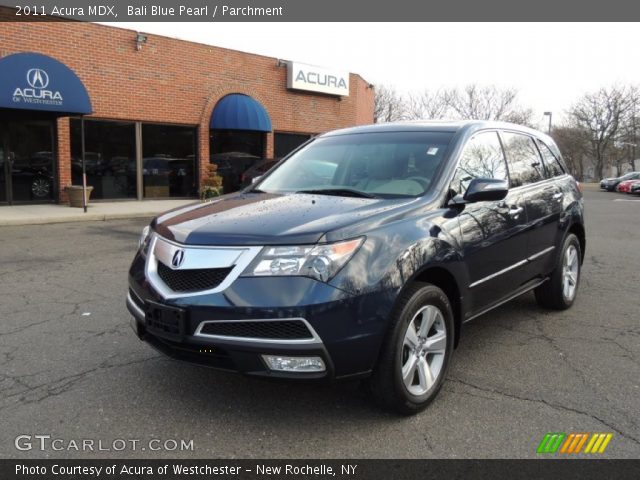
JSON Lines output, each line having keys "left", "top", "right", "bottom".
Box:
{"left": 508, "top": 206, "right": 524, "bottom": 218}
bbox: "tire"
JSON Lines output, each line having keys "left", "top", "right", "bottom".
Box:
{"left": 368, "top": 283, "right": 455, "bottom": 415}
{"left": 31, "top": 176, "right": 51, "bottom": 199}
{"left": 535, "top": 233, "right": 581, "bottom": 310}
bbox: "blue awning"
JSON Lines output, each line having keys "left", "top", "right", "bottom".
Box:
{"left": 0, "top": 52, "right": 92, "bottom": 115}
{"left": 210, "top": 94, "right": 272, "bottom": 132}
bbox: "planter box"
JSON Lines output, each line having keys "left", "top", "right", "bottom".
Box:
{"left": 64, "top": 186, "right": 93, "bottom": 208}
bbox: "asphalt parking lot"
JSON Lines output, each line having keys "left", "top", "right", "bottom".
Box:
{"left": 0, "top": 188, "right": 638, "bottom": 459}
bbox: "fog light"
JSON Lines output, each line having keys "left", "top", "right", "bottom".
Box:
{"left": 262, "top": 355, "right": 326, "bottom": 372}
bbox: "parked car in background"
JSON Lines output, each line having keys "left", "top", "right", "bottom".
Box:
{"left": 240, "top": 158, "right": 280, "bottom": 188}
{"left": 128, "top": 121, "right": 585, "bottom": 414}
{"left": 616, "top": 178, "right": 640, "bottom": 193}
{"left": 600, "top": 171, "right": 640, "bottom": 191}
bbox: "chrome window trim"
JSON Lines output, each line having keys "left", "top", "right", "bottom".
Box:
{"left": 145, "top": 233, "right": 263, "bottom": 300}
{"left": 194, "top": 318, "right": 323, "bottom": 345}
{"left": 469, "top": 246, "right": 555, "bottom": 289}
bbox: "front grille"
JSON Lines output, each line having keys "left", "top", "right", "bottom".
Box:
{"left": 199, "top": 320, "right": 314, "bottom": 340}
{"left": 157, "top": 262, "right": 232, "bottom": 292}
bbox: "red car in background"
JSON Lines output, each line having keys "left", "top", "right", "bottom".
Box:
{"left": 616, "top": 179, "right": 640, "bottom": 193}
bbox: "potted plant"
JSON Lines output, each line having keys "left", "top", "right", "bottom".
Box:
{"left": 64, "top": 185, "right": 94, "bottom": 208}
{"left": 199, "top": 163, "right": 224, "bottom": 200}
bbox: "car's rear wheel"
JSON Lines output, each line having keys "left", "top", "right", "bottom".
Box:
{"left": 535, "top": 233, "right": 581, "bottom": 310}
{"left": 368, "top": 283, "right": 454, "bottom": 415}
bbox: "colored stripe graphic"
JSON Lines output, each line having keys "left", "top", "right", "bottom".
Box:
{"left": 537, "top": 433, "right": 565, "bottom": 453}
{"left": 539, "top": 432, "right": 613, "bottom": 454}
{"left": 560, "top": 433, "right": 589, "bottom": 453}
{"left": 585, "top": 433, "right": 613, "bottom": 454}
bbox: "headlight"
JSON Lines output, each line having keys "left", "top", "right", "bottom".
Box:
{"left": 243, "top": 237, "right": 364, "bottom": 282}
{"left": 138, "top": 225, "right": 151, "bottom": 255}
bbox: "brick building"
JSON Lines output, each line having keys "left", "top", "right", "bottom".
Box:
{"left": 0, "top": 21, "right": 374, "bottom": 204}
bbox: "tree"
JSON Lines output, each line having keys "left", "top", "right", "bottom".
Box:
{"left": 405, "top": 89, "right": 449, "bottom": 120}
{"left": 403, "top": 84, "right": 533, "bottom": 126}
{"left": 551, "top": 126, "right": 591, "bottom": 180}
{"left": 443, "top": 85, "right": 533, "bottom": 125}
{"left": 568, "top": 85, "right": 639, "bottom": 179}
{"left": 373, "top": 85, "right": 406, "bottom": 123}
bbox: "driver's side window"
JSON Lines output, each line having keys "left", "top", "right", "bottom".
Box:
{"left": 450, "top": 131, "right": 508, "bottom": 197}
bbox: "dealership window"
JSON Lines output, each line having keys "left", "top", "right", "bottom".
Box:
{"left": 142, "top": 124, "right": 197, "bottom": 198}
{"left": 274, "top": 132, "right": 312, "bottom": 158}
{"left": 210, "top": 130, "right": 265, "bottom": 193}
{"left": 71, "top": 119, "right": 137, "bottom": 199}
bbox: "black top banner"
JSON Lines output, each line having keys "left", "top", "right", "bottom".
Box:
{"left": 3, "top": 0, "right": 640, "bottom": 21}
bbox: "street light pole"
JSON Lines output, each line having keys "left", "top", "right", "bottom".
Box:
{"left": 543, "top": 111, "right": 552, "bottom": 135}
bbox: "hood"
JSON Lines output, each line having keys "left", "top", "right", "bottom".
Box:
{"left": 153, "top": 192, "right": 418, "bottom": 245}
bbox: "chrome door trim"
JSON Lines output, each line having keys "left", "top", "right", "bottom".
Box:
{"left": 469, "top": 246, "right": 555, "bottom": 289}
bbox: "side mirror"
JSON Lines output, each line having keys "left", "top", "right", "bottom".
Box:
{"left": 463, "top": 178, "right": 509, "bottom": 203}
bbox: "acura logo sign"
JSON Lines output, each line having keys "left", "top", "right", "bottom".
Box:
{"left": 26, "top": 68, "right": 49, "bottom": 89}
{"left": 12, "top": 67, "right": 63, "bottom": 105}
{"left": 171, "top": 249, "right": 185, "bottom": 269}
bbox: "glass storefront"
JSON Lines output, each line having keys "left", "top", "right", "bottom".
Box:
{"left": 70, "top": 120, "right": 198, "bottom": 200}
{"left": 0, "top": 110, "right": 56, "bottom": 204}
{"left": 142, "top": 124, "right": 197, "bottom": 198}
{"left": 71, "top": 119, "right": 136, "bottom": 199}
{"left": 274, "top": 132, "right": 312, "bottom": 158}
{"left": 210, "top": 130, "right": 265, "bottom": 193}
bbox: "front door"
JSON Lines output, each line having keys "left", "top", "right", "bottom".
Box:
{"left": 0, "top": 116, "right": 56, "bottom": 204}
{"left": 449, "top": 130, "right": 531, "bottom": 316}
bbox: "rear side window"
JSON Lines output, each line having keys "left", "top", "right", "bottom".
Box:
{"left": 501, "top": 132, "right": 545, "bottom": 187}
{"left": 450, "top": 131, "right": 508, "bottom": 196}
{"left": 537, "top": 140, "right": 565, "bottom": 177}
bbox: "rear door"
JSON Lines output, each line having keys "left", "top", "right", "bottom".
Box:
{"left": 451, "top": 131, "right": 529, "bottom": 315}
{"left": 500, "top": 131, "right": 561, "bottom": 280}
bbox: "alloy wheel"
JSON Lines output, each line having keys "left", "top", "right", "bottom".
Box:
{"left": 401, "top": 305, "right": 447, "bottom": 396}
{"left": 562, "top": 244, "right": 579, "bottom": 301}
{"left": 31, "top": 177, "right": 50, "bottom": 198}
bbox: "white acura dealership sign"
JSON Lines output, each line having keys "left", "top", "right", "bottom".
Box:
{"left": 287, "top": 62, "right": 350, "bottom": 97}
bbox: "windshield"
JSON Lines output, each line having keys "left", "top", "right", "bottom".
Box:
{"left": 256, "top": 131, "right": 454, "bottom": 198}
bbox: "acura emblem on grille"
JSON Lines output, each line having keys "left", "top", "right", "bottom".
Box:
{"left": 171, "top": 249, "right": 185, "bottom": 268}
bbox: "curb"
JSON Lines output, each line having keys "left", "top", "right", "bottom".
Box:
{"left": 0, "top": 212, "right": 158, "bottom": 227}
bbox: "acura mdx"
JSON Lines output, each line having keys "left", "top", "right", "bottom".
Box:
{"left": 127, "top": 121, "right": 585, "bottom": 414}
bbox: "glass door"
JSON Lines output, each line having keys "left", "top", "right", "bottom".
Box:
{"left": 0, "top": 117, "right": 56, "bottom": 204}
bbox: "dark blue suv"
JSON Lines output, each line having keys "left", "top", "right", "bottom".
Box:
{"left": 127, "top": 121, "right": 585, "bottom": 414}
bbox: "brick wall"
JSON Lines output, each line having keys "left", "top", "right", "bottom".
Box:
{"left": 0, "top": 22, "right": 374, "bottom": 202}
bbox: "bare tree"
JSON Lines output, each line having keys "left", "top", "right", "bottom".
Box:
{"left": 443, "top": 85, "right": 532, "bottom": 125}
{"left": 568, "top": 85, "right": 639, "bottom": 179}
{"left": 373, "top": 85, "right": 406, "bottom": 123}
{"left": 405, "top": 89, "right": 449, "bottom": 120}
{"left": 551, "top": 126, "right": 591, "bottom": 180}
{"left": 403, "top": 84, "right": 532, "bottom": 125}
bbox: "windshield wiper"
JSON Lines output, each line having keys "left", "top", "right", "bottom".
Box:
{"left": 295, "top": 188, "right": 379, "bottom": 199}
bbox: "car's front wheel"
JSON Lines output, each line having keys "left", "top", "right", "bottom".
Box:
{"left": 369, "top": 283, "right": 454, "bottom": 415}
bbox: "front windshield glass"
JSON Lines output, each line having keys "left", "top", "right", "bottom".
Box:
{"left": 256, "top": 131, "right": 454, "bottom": 198}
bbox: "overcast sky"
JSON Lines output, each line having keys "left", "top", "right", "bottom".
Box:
{"left": 107, "top": 22, "right": 639, "bottom": 130}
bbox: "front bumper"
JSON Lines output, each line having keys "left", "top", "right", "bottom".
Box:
{"left": 127, "top": 250, "right": 392, "bottom": 380}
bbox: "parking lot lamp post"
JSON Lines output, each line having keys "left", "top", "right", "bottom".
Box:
{"left": 543, "top": 111, "right": 552, "bottom": 134}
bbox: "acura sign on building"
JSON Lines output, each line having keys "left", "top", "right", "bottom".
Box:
{"left": 287, "top": 61, "right": 350, "bottom": 97}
